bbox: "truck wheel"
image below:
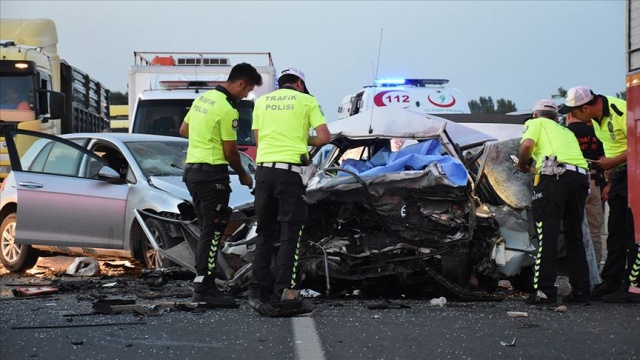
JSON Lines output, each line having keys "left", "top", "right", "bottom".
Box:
{"left": 142, "top": 218, "right": 179, "bottom": 269}
{"left": 0, "top": 213, "right": 39, "bottom": 273}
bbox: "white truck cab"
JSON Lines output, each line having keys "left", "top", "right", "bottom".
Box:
{"left": 337, "top": 78, "right": 470, "bottom": 120}
{"left": 128, "top": 52, "right": 276, "bottom": 159}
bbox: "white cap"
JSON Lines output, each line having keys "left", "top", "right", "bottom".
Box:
{"left": 279, "top": 68, "right": 305, "bottom": 82}
{"left": 558, "top": 86, "right": 594, "bottom": 114}
{"left": 279, "top": 68, "right": 309, "bottom": 94}
{"left": 532, "top": 99, "right": 558, "bottom": 114}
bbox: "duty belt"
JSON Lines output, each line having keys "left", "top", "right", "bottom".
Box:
{"left": 562, "top": 164, "right": 587, "bottom": 175}
{"left": 540, "top": 163, "right": 587, "bottom": 176}
{"left": 185, "top": 163, "right": 228, "bottom": 173}
{"left": 259, "top": 162, "right": 303, "bottom": 173}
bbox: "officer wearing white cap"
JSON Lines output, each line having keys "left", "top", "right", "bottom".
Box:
{"left": 179, "top": 62, "right": 262, "bottom": 308}
{"left": 248, "top": 67, "right": 330, "bottom": 316}
{"left": 559, "top": 86, "right": 639, "bottom": 303}
{"left": 518, "top": 99, "right": 591, "bottom": 305}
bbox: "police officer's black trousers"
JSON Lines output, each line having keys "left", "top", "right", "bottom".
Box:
{"left": 600, "top": 171, "right": 637, "bottom": 289}
{"left": 252, "top": 167, "right": 307, "bottom": 298}
{"left": 183, "top": 166, "right": 231, "bottom": 287}
{"left": 531, "top": 171, "right": 590, "bottom": 297}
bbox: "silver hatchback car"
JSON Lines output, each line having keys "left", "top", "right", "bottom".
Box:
{"left": 0, "top": 129, "right": 255, "bottom": 272}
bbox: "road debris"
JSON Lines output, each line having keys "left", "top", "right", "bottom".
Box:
{"left": 66, "top": 257, "right": 101, "bottom": 277}
{"left": 11, "top": 321, "right": 146, "bottom": 330}
{"left": 500, "top": 336, "right": 517, "bottom": 347}
{"left": 554, "top": 305, "right": 568, "bottom": 313}
{"left": 429, "top": 297, "right": 447, "bottom": 307}
{"left": 507, "top": 311, "right": 528, "bottom": 317}
{"left": 92, "top": 298, "right": 202, "bottom": 315}
{"left": 11, "top": 286, "right": 59, "bottom": 297}
{"left": 367, "top": 300, "right": 411, "bottom": 310}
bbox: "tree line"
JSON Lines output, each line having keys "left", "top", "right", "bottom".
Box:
{"left": 468, "top": 87, "right": 627, "bottom": 114}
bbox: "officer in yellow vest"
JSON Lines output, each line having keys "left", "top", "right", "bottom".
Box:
{"left": 249, "top": 68, "right": 330, "bottom": 316}
{"left": 518, "top": 100, "right": 591, "bottom": 305}
{"left": 179, "top": 63, "right": 262, "bottom": 308}
{"left": 559, "top": 86, "right": 639, "bottom": 303}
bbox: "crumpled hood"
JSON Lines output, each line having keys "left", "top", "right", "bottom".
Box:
{"left": 148, "top": 175, "right": 255, "bottom": 210}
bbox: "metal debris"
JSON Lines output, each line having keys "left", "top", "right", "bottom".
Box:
{"left": 11, "top": 286, "right": 59, "bottom": 297}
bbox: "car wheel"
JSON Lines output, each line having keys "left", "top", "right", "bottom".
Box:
{"left": 0, "top": 213, "right": 39, "bottom": 273}
{"left": 142, "top": 218, "right": 179, "bottom": 269}
{"left": 440, "top": 244, "right": 472, "bottom": 287}
{"left": 508, "top": 266, "right": 534, "bottom": 292}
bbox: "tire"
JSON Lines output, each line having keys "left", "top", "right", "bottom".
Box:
{"left": 440, "top": 244, "right": 472, "bottom": 287}
{"left": 141, "top": 218, "right": 180, "bottom": 269}
{"left": 0, "top": 213, "right": 39, "bottom": 273}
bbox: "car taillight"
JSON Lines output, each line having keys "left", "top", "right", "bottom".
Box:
{"left": 1, "top": 177, "right": 6, "bottom": 192}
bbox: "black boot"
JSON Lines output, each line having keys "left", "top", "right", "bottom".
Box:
{"left": 192, "top": 277, "right": 239, "bottom": 308}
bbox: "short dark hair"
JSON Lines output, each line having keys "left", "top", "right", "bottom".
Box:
{"left": 536, "top": 110, "right": 557, "bottom": 120}
{"left": 228, "top": 62, "right": 263, "bottom": 87}
{"left": 278, "top": 73, "right": 300, "bottom": 88}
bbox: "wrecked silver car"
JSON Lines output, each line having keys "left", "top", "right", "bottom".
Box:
{"left": 170, "top": 108, "right": 543, "bottom": 298}
{"left": 293, "top": 108, "right": 537, "bottom": 297}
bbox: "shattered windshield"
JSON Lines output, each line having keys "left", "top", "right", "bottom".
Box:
{"left": 125, "top": 140, "right": 257, "bottom": 178}
{"left": 126, "top": 141, "right": 187, "bottom": 177}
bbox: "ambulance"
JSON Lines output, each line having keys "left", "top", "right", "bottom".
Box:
{"left": 337, "top": 78, "right": 471, "bottom": 120}
{"left": 337, "top": 78, "right": 526, "bottom": 142}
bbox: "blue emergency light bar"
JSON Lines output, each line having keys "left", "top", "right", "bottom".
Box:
{"left": 374, "top": 78, "right": 450, "bottom": 87}
{"left": 375, "top": 78, "right": 406, "bottom": 85}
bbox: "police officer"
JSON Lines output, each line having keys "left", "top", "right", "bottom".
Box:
{"left": 566, "top": 113, "right": 605, "bottom": 265}
{"left": 559, "top": 86, "right": 639, "bottom": 303}
{"left": 179, "top": 63, "right": 262, "bottom": 307}
{"left": 248, "top": 68, "right": 330, "bottom": 315}
{"left": 519, "top": 100, "right": 591, "bottom": 305}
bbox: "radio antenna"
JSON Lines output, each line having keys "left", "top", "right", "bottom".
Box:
{"left": 369, "top": 28, "right": 383, "bottom": 134}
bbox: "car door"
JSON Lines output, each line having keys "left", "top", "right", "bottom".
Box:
{"left": 4, "top": 129, "right": 129, "bottom": 249}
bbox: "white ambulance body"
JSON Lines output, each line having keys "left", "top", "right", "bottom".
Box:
{"left": 337, "top": 78, "right": 471, "bottom": 120}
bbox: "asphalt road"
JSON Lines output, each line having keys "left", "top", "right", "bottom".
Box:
{"left": 1, "top": 257, "right": 638, "bottom": 360}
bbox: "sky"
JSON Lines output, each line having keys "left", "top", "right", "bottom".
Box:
{"left": 1, "top": 1, "right": 626, "bottom": 118}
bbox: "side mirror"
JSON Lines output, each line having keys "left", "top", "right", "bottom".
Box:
{"left": 37, "top": 90, "right": 65, "bottom": 120}
{"left": 97, "top": 166, "right": 125, "bottom": 184}
{"left": 48, "top": 91, "right": 65, "bottom": 119}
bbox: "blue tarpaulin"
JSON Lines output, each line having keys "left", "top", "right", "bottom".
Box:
{"left": 339, "top": 140, "right": 468, "bottom": 186}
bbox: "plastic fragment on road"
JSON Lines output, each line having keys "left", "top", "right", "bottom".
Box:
{"left": 12, "top": 286, "right": 59, "bottom": 297}
{"left": 500, "top": 336, "right": 517, "bottom": 347}
{"left": 429, "top": 297, "right": 447, "bottom": 307}
{"left": 66, "top": 257, "right": 101, "bottom": 277}
{"left": 507, "top": 311, "right": 528, "bottom": 317}
{"left": 300, "top": 289, "right": 321, "bottom": 298}
{"left": 554, "top": 305, "right": 568, "bottom": 313}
